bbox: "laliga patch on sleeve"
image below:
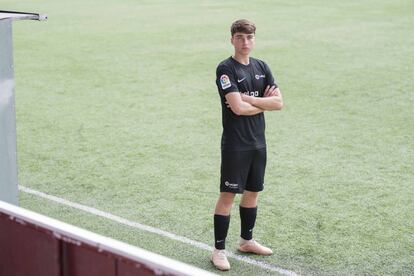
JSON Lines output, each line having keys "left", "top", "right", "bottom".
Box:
{"left": 220, "top": 74, "right": 231, "bottom": 89}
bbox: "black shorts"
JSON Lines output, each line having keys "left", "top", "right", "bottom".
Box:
{"left": 220, "top": 148, "right": 267, "bottom": 194}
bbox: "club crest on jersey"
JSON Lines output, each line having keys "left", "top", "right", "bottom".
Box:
{"left": 220, "top": 74, "right": 231, "bottom": 89}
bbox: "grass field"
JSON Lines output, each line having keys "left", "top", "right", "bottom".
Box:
{"left": 2, "top": 0, "right": 414, "bottom": 275}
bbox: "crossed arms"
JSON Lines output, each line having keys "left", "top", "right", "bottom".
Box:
{"left": 225, "top": 85, "right": 284, "bottom": 116}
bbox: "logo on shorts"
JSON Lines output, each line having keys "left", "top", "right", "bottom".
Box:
{"left": 220, "top": 74, "right": 231, "bottom": 89}
{"left": 224, "top": 181, "right": 238, "bottom": 189}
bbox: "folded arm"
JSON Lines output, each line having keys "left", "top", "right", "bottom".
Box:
{"left": 241, "top": 85, "right": 284, "bottom": 111}
{"left": 225, "top": 92, "right": 264, "bottom": 116}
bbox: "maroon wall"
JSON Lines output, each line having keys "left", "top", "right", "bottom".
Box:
{"left": 0, "top": 213, "right": 60, "bottom": 276}
{"left": 0, "top": 213, "right": 173, "bottom": 276}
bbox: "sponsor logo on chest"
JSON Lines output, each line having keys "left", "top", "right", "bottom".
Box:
{"left": 243, "top": 91, "right": 259, "bottom": 97}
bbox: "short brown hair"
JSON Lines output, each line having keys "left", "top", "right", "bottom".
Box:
{"left": 231, "top": 19, "right": 256, "bottom": 36}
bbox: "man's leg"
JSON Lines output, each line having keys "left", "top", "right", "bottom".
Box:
{"left": 212, "top": 192, "right": 236, "bottom": 270}
{"left": 240, "top": 191, "right": 259, "bottom": 240}
{"left": 212, "top": 150, "right": 249, "bottom": 270}
{"left": 214, "top": 192, "right": 236, "bottom": 249}
{"left": 238, "top": 191, "right": 272, "bottom": 255}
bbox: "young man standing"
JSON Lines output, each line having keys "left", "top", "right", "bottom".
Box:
{"left": 212, "top": 19, "right": 284, "bottom": 271}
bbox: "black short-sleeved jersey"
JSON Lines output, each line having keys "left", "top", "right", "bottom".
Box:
{"left": 216, "top": 56, "right": 277, "bottom": 151}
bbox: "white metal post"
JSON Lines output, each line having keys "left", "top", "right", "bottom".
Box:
{"left": 0, "top": 11, "right": 46, "bottom": 205}
{"left": 0, "top": 18, "right": 18, "bottom": 205}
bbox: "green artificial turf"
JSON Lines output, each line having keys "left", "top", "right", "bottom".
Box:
{"left": 2, "top": 0, "right": 413, "bottom": 274}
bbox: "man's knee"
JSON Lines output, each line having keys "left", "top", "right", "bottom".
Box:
{"left": 220, "top": 193, "right": 236, "bottom": 206}
{"left": 243, "top": 191, "right": 259, "bottom": 199}
{"left": 215, "top": 192, "right": 236, "bottom": 215}
{"left": 240, "top": 191, "right": 259, "bottom": 207}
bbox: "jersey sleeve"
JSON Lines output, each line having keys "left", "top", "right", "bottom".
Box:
{"left": 264, "top": 62, "right": 278, "bottom": 88}
{"left": 216, "top": 64, "right": 239, "bottom": 96}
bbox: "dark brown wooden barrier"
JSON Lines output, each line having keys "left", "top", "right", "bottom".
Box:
{"left": 0, "top": 200, "right": 216, "bottom": 276}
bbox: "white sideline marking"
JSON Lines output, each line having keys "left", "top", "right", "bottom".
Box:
{"left": 20, "top": 185, "right": 300, "bottom": 276}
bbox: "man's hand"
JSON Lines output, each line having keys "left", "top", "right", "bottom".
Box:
{"left": 224, "top": 92, "right": 264, "bottom": 116}
{"left": 238, "top": 86, "right": 283, "bottom": 111}
{"left": 240, "top": 85, "right": 281, "bottom": 102}
{"left": 264, "top": 85, "right": 278, "bottom": 97}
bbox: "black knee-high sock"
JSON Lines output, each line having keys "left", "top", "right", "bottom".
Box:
{"left": 214, "top": 214, "right": 230, "bottom": 250}
{"left": 239, "top": 206, "right": 257, "bottom": 240}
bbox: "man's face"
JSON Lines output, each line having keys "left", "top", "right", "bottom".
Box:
{"left": 231, "top": 32, "right": 255, "bottom": 56}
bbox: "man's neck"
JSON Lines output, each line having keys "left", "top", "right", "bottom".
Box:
{"left": 232, "top": 53, "right": 250, "bottom": 65}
